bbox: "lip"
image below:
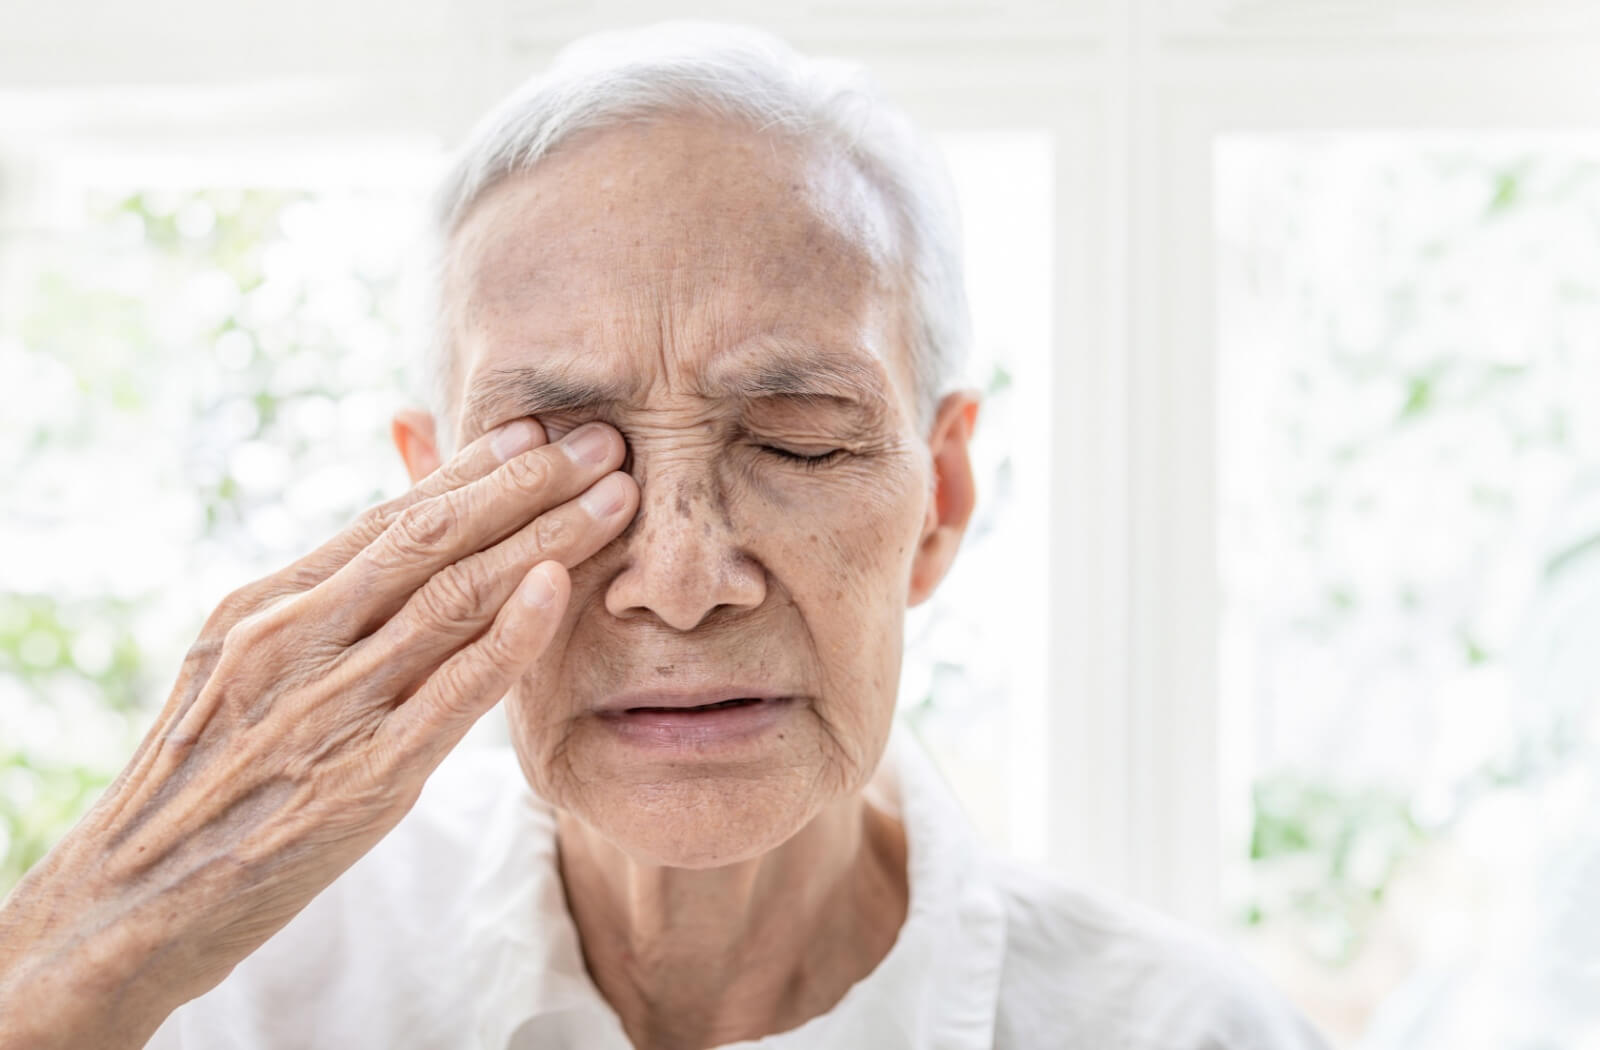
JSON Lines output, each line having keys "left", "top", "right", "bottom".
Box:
{"left": 594, "top": 689, "right": 798, "bottom": 751}
{"left": 597, "top": 688, "right": 785, "bottom": 714}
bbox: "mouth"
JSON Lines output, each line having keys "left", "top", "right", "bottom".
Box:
{"left": 625, "top": 696, "right": 769, "bottom": 714}
{"left": 597, "top": 688, "right": 786, "bottom": 714}
{"left": 595, "top": 690, "right": 796, "bottom": 749}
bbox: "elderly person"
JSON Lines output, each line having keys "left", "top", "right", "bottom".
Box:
{"left": 0, "top": 22, "right": 1327, "bottom": 1050}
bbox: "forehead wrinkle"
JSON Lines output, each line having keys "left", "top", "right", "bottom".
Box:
{"left": 462, "top": 327, "right": 899, "bottom": 433}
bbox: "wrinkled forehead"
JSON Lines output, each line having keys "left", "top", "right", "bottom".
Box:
{"left": 442, "top": 116, "right": 915, "bottom": 432}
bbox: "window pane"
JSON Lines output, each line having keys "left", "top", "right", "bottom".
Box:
{"left": 1217, "top": 134, "right": 1600, "bottom": 1048}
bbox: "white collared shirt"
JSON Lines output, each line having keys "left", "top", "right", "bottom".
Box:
{"left": 148, "top": 722, "right": 1330, "bottom": 1049}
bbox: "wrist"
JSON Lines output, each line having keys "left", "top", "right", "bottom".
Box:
{"left": 0, "top": 878, "right": 182, "bottom": 1050}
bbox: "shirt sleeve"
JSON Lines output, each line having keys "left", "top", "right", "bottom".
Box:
{"left": 990, "top": 862, "right": 1334, "bottom": 1050}
{"left": 1151, "top": 948, "right": 1333, "bottom": 1050}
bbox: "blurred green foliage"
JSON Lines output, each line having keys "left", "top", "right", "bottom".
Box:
{"left": 1, "top": 183, "right": 413, "bottom": 896}
{"left": 1245, "top": 776, "right": 1425, "bottom": 963}
{"left": 1226, "top": 143, "right": 1600, "bottom": 972}
{"left": 0, "top": 594, "right": 145, "bottom": 889}
{"left": 0, "top": 751, "right": 117, "bottom": 891}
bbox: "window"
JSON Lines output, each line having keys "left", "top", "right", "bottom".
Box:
{"left": 1217, "top": 133, "right": 1600, "bottom": 1047}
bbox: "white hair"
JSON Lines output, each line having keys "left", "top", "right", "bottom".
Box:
{"left": 419, "top": 20, "right": 971, "bottom": 444}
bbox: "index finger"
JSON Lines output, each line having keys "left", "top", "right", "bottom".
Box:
{"left": 281, "top": 417, "right": 548, "bottom": 590}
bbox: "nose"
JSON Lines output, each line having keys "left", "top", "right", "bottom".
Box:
{"left": 603, "top": 463, "right": 767, "bottom": 632}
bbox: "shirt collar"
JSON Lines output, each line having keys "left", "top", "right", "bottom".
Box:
{"left": 470, "top": 719, "right": 1007, "bottom": 1050}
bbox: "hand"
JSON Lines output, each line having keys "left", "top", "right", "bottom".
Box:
{"left": 0, "top": 418, "right": 637, "bottom": 1049}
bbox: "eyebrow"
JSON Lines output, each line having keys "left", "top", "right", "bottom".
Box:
{"left": 462, "top": 367, "right": 636, "bottom": 428}
{"left": 718, "top": 349, "right": 892, "bottom": 409}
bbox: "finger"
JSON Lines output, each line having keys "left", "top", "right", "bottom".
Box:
{"left": 156, "top": 421, "right": 551, "bottom": 742}
{"left": 378, "top": 560, "right": 571, "bottom": 765}
{"left": 278, "top": 417, "right": 550, "bottom": 593}
{"left": 317, "top": 423, "right": 627, "bottom": 641}
{"left": 172, "top": 419, "right": 550, "bottom": 705}
{"left": 338, "top": 470, "right": 637, "bottom": 695}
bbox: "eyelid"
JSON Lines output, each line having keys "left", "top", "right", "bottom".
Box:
{"left": 759, "top": 444, "right": 847, "bottom": 469}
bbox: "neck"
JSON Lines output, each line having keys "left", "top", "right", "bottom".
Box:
{"left": 555, "top": 792, "right": 909, "bottom": 1050}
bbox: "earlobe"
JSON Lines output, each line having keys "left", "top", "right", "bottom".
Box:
{"left": 391, "top": 408, "right": 442, "bottom": 484}
{"left": 906, "top": 391, "right": 981, "bottom": 607}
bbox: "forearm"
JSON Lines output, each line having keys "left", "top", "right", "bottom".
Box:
{"left": 0, "top": 851, "right": 190, "bottom": 1050}
{"left": 0, "top": 947, "right": 164, "bottom": 1050}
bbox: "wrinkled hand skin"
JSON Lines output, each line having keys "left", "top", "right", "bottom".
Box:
{"left": 0, "top": 418, "right": 638, "bottom": 1050}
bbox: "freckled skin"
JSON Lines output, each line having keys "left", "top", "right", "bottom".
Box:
{"left": 446, "top": 117, "right": 934, "bottom": 869}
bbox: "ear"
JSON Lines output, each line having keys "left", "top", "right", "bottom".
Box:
{"left": 908, "top": 390, "right": 981, "bottom": 607}
{"left": 391, "top": 407, "right": 442, "bottom": 484}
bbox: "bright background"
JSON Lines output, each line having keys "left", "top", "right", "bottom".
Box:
{"left": 4, "top": 2, "right": 1600, "bottom": 1047}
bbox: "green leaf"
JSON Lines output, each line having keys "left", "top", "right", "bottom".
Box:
{"left": 1486, "top": 170, "right": 1520, "bottom": 214}
{"left": 1399, "top": 375, "right": 1432, "bottom": 419}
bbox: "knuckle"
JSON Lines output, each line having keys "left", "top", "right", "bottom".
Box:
{"left": 477, "top": 625, "right": 523, "bottom": 672}
{"left": 192, "top": 584, "right": 280, "bottom": 668}
{"left": 387, "top": 497, "right": 455, "bottom": 560}
{"left": 500, "top": 450, "right": 550, "bottom": 492}
{"left": 332, "top": 762, "right": 406, "bottom": 821}
{"left": 355, "top": 500, "right": 399, "bottom": 540}
{"left": 221, "top": 592, "right": 303, "bottom": 653}
{"left": 221, "top": 610, "right": 272, "bottom": 655}
{"left": 414, "top": 562, "right": 492, "bottom": 630}
{"left": 208, "top": 582, "right": 268, "bottom": 627}
{"left": 532, "top": 512, "right": 570, "bottom": 554}
{"left": 192, "top": 585, "right": 266, "bottom": 661}
{"left": 428, "top": 659, "right": 483, "bottom": 718}
{"left": 438, "top": 458, "right": 480, "bottom": 488}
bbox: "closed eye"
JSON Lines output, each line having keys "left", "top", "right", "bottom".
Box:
{"left": 760, "top": 445, "right": 847, "bottom": 469}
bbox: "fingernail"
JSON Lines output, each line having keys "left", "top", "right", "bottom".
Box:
{"left": 564, "top": 424, "right": 612, "bottom": 466}
{"left": 491, "top": 420, "right": 537, "bottom": 463}
{"left": 520, "top": 564, "right": 558, "bottom": 607}
{"left": 579, "top": 473, "right": 628, "bottom": 518}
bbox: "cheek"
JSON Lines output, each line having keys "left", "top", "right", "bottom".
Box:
{"left": 754, "top": 456, "right": 928, "bottom": 590}
{"left": 743, "top": 455, "right": 928, "bottom": 716}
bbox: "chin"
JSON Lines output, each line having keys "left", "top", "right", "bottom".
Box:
{"left": 511, "top": 689, "right": 892, "bottom": 868}
{"left": 567, "top": 766, "right": 829, "bottom": 870}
